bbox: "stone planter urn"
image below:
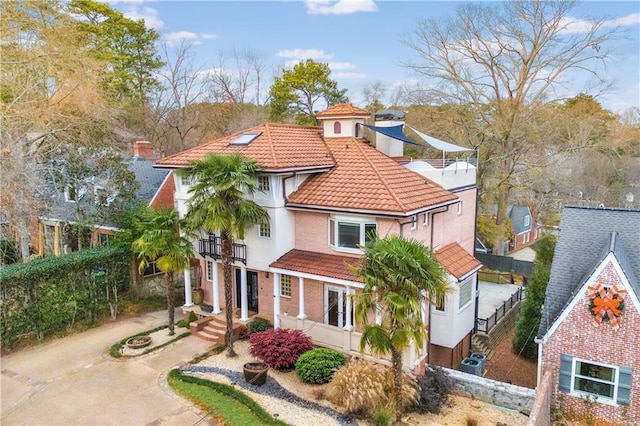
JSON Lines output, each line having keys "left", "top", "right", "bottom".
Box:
{"left": 125, "top": 335, "right": 152, "bottom": 349}
{"left": 192, "top": 288, "right": 204, "bottom": 305}
{"left": 243, "top": 362, "right": 268, "bottom": 386}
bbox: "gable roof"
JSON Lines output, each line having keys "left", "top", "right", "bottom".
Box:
{"left": 436, "top": 242, "right": 483, "bottom": 280}
{"left": 287, "top": 137, "right": 457, "bottom": 215}
{"left": 154, "top": 123, "right": 336, "bottom": 172}
{"left": 537, "top": 206, "right": 640, "bottom": 339}
{"left": 130, "top": 157, "right": 171, "bottom": 204}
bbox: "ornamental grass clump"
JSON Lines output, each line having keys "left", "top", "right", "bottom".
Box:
{"left": 325, "top": 359, "right": 418, "bottom": 416}
{"left": 248, "top": 328, "right": 313, "bottom": 370}
{"left": 295, "top": 348, "right": 347, "bottom": 384}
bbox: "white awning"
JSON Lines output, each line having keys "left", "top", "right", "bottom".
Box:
{"left": 410, "top": 127, "right": 474, "bottom": 152}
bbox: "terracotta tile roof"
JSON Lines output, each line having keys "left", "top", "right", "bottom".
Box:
{"left": 270, "top": 249, "right": 363, "bottom": 283}
{"left": 287, "top": 137, "right": 457, "bottom": 214}
{"left": 154, "top": 123, "right": 335, "bottom": 171}
{"left": 436, "top": 242, "right": 482, "bottom": 280}
{"left": 316, "top": 103, "right": 370, "bottom": 118}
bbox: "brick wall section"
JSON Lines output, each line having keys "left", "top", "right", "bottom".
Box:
{"left": 528, "top": 371, "right": 552, "bottom": 426}
{"left": 150, "top": 171, "right": 175, "bottom": 209}
{"left": 541, "top": 260, "right": 640, "bottom": 424}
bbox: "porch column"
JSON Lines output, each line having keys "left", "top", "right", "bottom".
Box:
{"left": 375, "top": 302, "right": 382, "bottom": 325}
{"left": 343, "top": 287, "right": 353, "bottom": 331}
{"left": 273, "top": 272, "right": 281, "bottom": 328}
{"left": 54, "top": 224, "right": 60, "bottom": 256}
{"left": 212, "top": 262, "right": 221, "bottom": 314}
{"left": 240, "top": 265, "right": 249, "bottom": 321}
{"left": 297, "top": 277, "right": 307, "bottom": 319}
{"left": 183, "top": 266, "right": 193, "bottom": 307}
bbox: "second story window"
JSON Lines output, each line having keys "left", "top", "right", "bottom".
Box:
{"left": 333, "top": 121, "right": 342, "bottom": 134}
{"left": 328, "top": 218, "right": 376, "bottom": 250}
{"left": 258, "top": 176, "right": 270, "bottom": 192}
{"left": 259, "top": 221, "right": 271, "bottom": 238}
{"left": 411, "top": 215, "right": 417, "bottom": 230}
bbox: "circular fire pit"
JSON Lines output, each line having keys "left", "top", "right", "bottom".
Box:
{"left": 125, "top": 335, "right": 152, "bottom": 349}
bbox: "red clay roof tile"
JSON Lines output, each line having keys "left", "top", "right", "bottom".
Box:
{"left": 436, "top": 242, "right": 482, "bottom": 280}
{"left": 287, "top": 137, "right": 457, "bottom": 214}
{"left": 316, "top": 103, "right": 370, "bottom": 118}
{"left": 270, "top": 249, "right": 362, "bottom": 283}
{"left": 154, "top": 123, "right": 335, "bottom": 171}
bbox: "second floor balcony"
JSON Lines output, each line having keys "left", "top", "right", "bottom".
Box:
{"left": 198, "top": 234, "right": 247, "bottom": 265}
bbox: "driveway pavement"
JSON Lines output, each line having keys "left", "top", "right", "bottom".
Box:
{"left": 1, "top": 309, "right": 216, "bottom": 426}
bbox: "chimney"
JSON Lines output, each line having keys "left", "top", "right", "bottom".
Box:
{"left": 133, "top": 141, "right": 155, "bottom": 159}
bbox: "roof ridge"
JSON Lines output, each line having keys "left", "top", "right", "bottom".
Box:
{"left": 356, "top": 140, "right": 406, "bottom": 212}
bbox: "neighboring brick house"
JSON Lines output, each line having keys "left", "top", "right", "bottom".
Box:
{"left": 482, "top": 204, "right": 541, "bottom": 254}
{"left": 535, "top": 206, "right": 640, "bottom": 424}
{"left": 35, "top": 141, "right": 173, "bottom": 256}
{"left": 155, "top": 103, "right": 481, "bottom": 371}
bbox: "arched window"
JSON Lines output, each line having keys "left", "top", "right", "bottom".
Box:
{"left": 333, "top": 121, "right": 341, "bottom": 134}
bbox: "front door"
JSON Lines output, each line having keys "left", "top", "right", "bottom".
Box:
{"left": 235, "top": 269, "right": 259, "bottom": 313}
{"left": 325, "top": 286, "right": 347, "bottom": 327}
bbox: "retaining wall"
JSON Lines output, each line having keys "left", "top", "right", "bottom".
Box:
{"left": 445, "top": 367, "right": 536, "bottom": 415}
{"left": 475, "top": 301, "right": 522, "bottom": 350}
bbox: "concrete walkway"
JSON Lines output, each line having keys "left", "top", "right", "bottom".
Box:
{"left": 1, "top": 309, "right": 216, "bottom": 426}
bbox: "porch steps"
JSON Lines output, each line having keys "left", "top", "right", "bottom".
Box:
{"left": 471, "top": 333, "right": 494, "bottom": 361}
{"left": 190, "top": 314, "right": 246, "bottom": 344}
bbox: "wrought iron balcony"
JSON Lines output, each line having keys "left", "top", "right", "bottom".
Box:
{"left": 198, "top": 234, "right": 246, "bottom": 265}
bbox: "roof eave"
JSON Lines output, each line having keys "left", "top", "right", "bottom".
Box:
{"left": 285, "top": 198, "right": 459, "bottom": 218}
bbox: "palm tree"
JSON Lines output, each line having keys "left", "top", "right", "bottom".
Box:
{"left": 179, "top": 153, "right": 269, "bottom": 357}
{"left": 132, "top": 207, "right": 194, "bottom": 335}
{"left": 353, "top": 235, "right": 450, "bottom": 423}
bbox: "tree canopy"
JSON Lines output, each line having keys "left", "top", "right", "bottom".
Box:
{"left": 268, "top": 59, "right": 348, "bottom": 125}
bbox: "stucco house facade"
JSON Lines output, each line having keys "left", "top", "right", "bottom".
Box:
{"left": 155, "top": 103, "right": 481, "bottom": 371}
{"left": 535, "top": 206, "right": 640, "bottom": 424}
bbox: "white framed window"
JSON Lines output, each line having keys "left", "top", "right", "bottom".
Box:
{"left": 423, "top": 213, "right": 429, "bottom": 227}
{"left": 458, "top": 277, "right": 473, "bottom": 310}
{"left": 181, "top": 175, "right": 196, "bottom": 187}
{"left": 259, "top": 221, "right": 271, "bottom": 238}
{"left": 559, "top": 355, "right": 632, "bottom": 405}
{"left": 142, "top": 259, "right": 161, "bottom": 276}
{"left": 434, "top": 296, "right": 445, "bottom": 312}
{"left": 281, "top": 274, "right": 292, "bottom": 297}
{"left": 410, "top": 215, "right": 417, "bottom": 230}
{"left": 524, "top": 215, "right": 530, "bottom": 227}
{"left": 206, "top": 260, "right": 214, "bottom": 281}
{"left": 258, "top": 176, "right": 270, "bottom": 192}
{"left": 328, "top": 217, "right": 377, "bottom": 251}
{"left": 457, "top": 202, "right": 462, "bottom": 215}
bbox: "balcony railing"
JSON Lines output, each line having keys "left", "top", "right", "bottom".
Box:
{"left": 198, "top": 235, "right": 247, "bottom": 265}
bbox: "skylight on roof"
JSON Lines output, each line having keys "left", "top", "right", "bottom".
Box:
{"left": 230, "top": 131, "right": 262, "bottom": 145}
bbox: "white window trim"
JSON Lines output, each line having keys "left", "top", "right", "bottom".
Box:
{"left": 206, "top": 260, "right": 214, "bottom": 282}
{"left": 280, "top": 274, "right": 292, "bottom": 298}
{"left": 457, "top": 202, "right": 462, "bottom": 216}
{"left": 570, "top": 358, "right": 619, "bottom": 405}
{"left": 258, "top": 176, "right": 270, "bottom": 193}
{"left": 258, "top": 221, "right": 271, "bottom": 238}
{"left": 328, "top": 216, "right": 377, "bottom": 254}
{"left": 410, "top": 215, "right": 417, "bottom": 230}
{"left": 422, "top": 213, "right": 429, "bottom": 227}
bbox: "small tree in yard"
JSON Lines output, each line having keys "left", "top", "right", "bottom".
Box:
{"left": 512, "top": 234, "right": 556, "bottom": 360}
{"left": 132, "top": 207, "right": 193, "bottom": 335}
{"left": 353, "top": 235, "right": 450, "bottom": 423}
{"left": 248, "top": 328, "right": 313, "bottom": 370}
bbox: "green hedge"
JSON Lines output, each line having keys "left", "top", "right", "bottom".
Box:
{"left": 0, "top": 246, "right": 130, "bottom": 350}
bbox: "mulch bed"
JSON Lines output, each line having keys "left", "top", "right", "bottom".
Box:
{"left": 483, "top": 327, "right": 538, "bottom": 388}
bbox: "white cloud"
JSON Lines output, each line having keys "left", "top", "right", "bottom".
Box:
{"left": 305, "top": 0, "right": 378, "bottom": 16}
{"left": 201, "top": 34, "right": 219, "bottom": 40}
{"left": 164, "top": 31, "right": 201, "bottom": 46}
{"left": 119, "top": 5, "right": 164, "bottom": 30}
{"left": 560, "top": 13, "right": 640, "bottom": 34}
{"left": 277, "top": 49, "right": 334, "bottom": 60}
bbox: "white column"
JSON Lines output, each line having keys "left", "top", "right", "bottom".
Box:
{"left": 183, "top": 267, "right": 193, "bottom": 307}
{"left": 343, "top": 287, "right": 353, "bottom": 331}
{"left": 273, "top": 272, "right": 281, "bottom": 328}
{"left": 297, "top": 277, "right": 307, "bottom": 319}
{"left": 240, "top": 265, "right": 249, "bottom": 321}
{"left": 375, "top": 301, "right": 382, "bottom": 325}
{"left": 212, "top": 262, "right": 221, "bottom": 314}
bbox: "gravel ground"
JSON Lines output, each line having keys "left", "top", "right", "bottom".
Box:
{"left": 483, "top": 327, "right": 538, "bottom": 389}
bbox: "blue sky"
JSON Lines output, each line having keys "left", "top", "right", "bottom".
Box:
{"left": 109, "top": 1, "right": 639, "bottom": 114}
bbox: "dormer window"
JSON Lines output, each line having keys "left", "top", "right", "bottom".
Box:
{"left": 230, "top": 131, "right": 261, "bottom": 145}
{"left": 333, "top": 121, "right": 341, "bottom": 134}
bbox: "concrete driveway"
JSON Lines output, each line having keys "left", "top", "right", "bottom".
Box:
{"left": 1, "top": 310, "right": 216, "bottom": 425}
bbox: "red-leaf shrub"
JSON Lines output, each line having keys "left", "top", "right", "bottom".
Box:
{"left": 248, "top": 328, "right": 314, "bottom": 369}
